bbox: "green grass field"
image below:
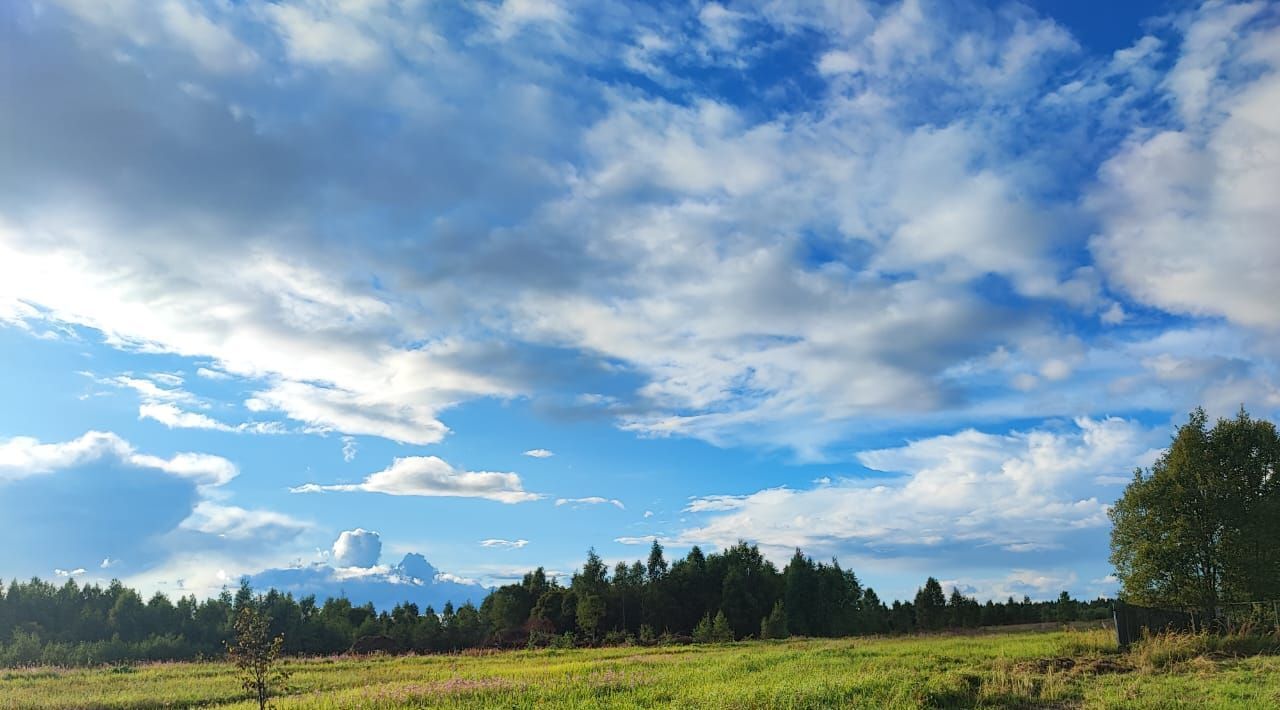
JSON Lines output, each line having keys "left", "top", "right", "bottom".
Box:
{"left": 3, "top": 629, "right": 1278, "bottom": 709}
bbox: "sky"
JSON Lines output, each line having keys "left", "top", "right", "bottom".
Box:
{"left": 1, "top": 0, "right": 1278, "bottom": 606}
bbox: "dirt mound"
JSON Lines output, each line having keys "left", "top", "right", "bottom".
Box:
{"left": 1073, "top": 657, "right": 1132, "bottom": 675}
{"left": 1016, "top": 657, "right": 1076, "bottom": 673}
{"left": 1014, "top": 657, "right": 1134, "bottom": 675}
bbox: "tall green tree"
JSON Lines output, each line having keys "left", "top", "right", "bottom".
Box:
{"left": 914, "top": 578, "right": 947, "bottom": 630}
{"left": 1110, "top": 408, "right": 1280, "bottom": 610}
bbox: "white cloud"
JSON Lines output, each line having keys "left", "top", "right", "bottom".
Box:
{"left": 1090, "top": 2, "right": 1280, "bottom": 328}
{"left": 265, "top": 2, "right": 387, "bottom": 70}
{"left": 482, "top": 0, "right": 568, "bottom": 41}
{"left": 698, "top": 3, "right": 747, "bottom": 52}
{"left": 946, "top": 569, "right": 1080, "bottom": 602}
{"left": 245, "top": 381, "right": 450, "bottom": 445}
{"left": 139, "top": 402, "right": 233, "bottom": 431}
{"left": 479, "top": 538, "right": 529, "bottom": 549}
{"left": 106, "top": 375, "right": 195, "bottom": 404}
{"left": 51, "top": 0, "right": 258, "bottom": 73}
{"left": 195, "top": 367, "right": 231, "bottom": 380}
{"left": 100, "top": 558, "right": 118, "bottom": 569}
{"left": 158, "top": 0, "right": 259, "bottom": 73}
{"left": 643, "top": 510, "right": 654, "bottom": 518}
{"left": 331, "top": 528, "right": 382, "bottom": 567}
{"left": 3, "top": 0, "right": 1277, "bottom": 475}
{"left": 555, "top": 496, "right": 625, "bottom": 510}
{"left": 54, "top": 568, "right": 87, "bottom": 578}
{"left": 179, "top": 501, "right": 311, "bottom": 541}
{"left": 341, "top": 436, "right": 358, "bottom": 463}
{"left": 292, "top": 455, "right": 541, "bottom": 504}
{"left": 642, "top": 417, "right": 1159, "bottom": 560}
{"left": 0, "top": 430, "right": 237, "bottom": 487}
{"left": 522, "top": 448, "right": 554, "bottom": 458}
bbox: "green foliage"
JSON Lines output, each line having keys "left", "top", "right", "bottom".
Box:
{"left": 225, "top": 605, "right": 289, "bottom": 710}
{"left": 760, "top": 600, "right": 789, "bottom": 639}
{"left": 692, "top": 613, "right": 713, "bottom": 643}
{"left": 914, "top": 577, "right": 948, "bottom": 630}
{"left": 637, "top": 624, "right": 656, "bottom": 645}
{"left": 710, "top": 610, "right": 734, "bottom": 642}
{"left": 574, "top": 594, "right": 605, "bottom": 643}
{"left": 1110, "top": 408, "right": 1280, "bottom": 610}
{"left": 0, "top": 542, "right": 1119, "bottom": 667}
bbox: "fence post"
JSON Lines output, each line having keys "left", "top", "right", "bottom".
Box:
{"left": 1113, "top": 600, "right": 1130, "bottom": 651}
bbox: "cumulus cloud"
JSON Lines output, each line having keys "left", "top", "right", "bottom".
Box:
{"left": 0, "top": 431, "right": 237, "bottom": 486}
{"left": 292, "top": 456, "right": 542, "bottom": 503}
{"left": 0, "top": 0, "right": 1276, "bottom": 478}
{"left": 0, "top": 0, "right": 1149, "bottom": 463}
{"left": 1090, "top": 2, "right": 1280, "bottom": 328}
{"left": 0, "top": 430, "right": 312, "bottom": 586}
{"left": 331, "top": 528, "right": 382, "bottom": 567}
{"left": 248, "top": 551, "right": 488, "bottom": 611}
{"left": 640, "top": 417, "right": 1160, "bottom": 563}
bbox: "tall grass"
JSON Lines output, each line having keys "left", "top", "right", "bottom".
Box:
{"left": 1130, "top": 626, "right": 1280, "bottom": 672}
{"left": 3, "top": 630, "right": 1280, "bottom": 709}
{"left": 1053, "top": 626, "right": 1117, "bottom": 657}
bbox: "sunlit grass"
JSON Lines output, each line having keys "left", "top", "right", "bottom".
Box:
{"left": 3, "top": 630, "right": 1279, "bottom": 709}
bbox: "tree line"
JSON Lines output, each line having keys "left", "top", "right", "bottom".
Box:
{"left": 0, "top": 543, "right": 1109, "bottom": 667}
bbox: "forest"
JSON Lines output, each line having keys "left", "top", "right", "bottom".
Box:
{"left": 0, "top": 542, "right": 1109, "bottom": 667}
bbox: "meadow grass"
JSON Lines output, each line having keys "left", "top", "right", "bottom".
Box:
{"left": 3, "top": 629, "right": 1278, "bottom": 709}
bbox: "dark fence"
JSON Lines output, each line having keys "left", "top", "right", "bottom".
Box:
{"left": 1112, "top": 601, "right": 1198, "bottom": 649}
{"left": 1113, "top": 599, "right": 1280, "bottom": 649}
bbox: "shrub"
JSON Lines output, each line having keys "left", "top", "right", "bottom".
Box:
{"left": 761, "top": 601, "right": 789, "bottom": 640}
{"left": 692, "top": 614, "right": 713, "bottom": 644}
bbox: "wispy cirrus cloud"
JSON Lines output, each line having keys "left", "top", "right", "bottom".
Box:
{"left": 556, "top": 496, "right": 625, "bottom": 510}
{"left": 480, "top": 538, "right": 529, "bottom": 549}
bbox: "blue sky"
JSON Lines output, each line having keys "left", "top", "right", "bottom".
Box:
{"left": 1, "top": 0, "right": 1278, "bottom": 605}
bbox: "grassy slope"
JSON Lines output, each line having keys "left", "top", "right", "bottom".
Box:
{"left": 3, "top": 630, "right": 1278, "bottom": 709}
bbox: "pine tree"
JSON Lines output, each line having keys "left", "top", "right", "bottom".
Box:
{"left": 760, "top": 600, "right": 789, "bottom": 639}
{"left": 711, "top": 610, "right": 734, "bottom": 642}
{"left": 692, "top": 613, "right": 713, "bottom": 643}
